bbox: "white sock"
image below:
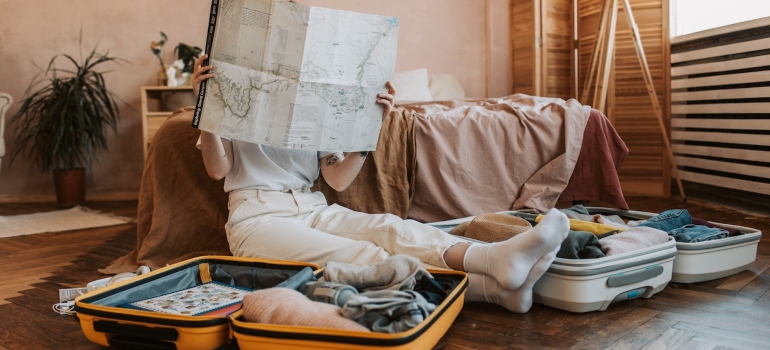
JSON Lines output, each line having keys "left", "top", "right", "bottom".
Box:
{"left": 463, "top": 208, "right": 568, "bottom": 290}
{"left": 465, "top": 251, "right": 556, "bottom": 313}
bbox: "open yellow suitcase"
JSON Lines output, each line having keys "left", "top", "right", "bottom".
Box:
{"left": 75, "top": 256, "right": 467, "bottom": 350}
{"left": 229, "top": 268, "right": 467, "bottom": 350}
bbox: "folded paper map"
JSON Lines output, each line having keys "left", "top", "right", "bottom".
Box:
{"left": 193, "top": 0, "right": 399, "bottom": 152}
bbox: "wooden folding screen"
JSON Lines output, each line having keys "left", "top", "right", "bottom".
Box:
{"left": 512, "top": 0, "right": 671, "bottom": 198}
{"left": 510, "top": 0, "right": 573, "bottom": 98}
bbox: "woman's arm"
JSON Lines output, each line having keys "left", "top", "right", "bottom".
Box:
{"left": 193, "top": 54, "right": 234, "bottom": 180}
{"left": 319, "top": 151, "right": 367, "bottom": 192}
{"left": 320, "top": 82, "right": 396, "bottom": 191}
{"left": 200, "top": 131, "right": 233, "bottom": 180}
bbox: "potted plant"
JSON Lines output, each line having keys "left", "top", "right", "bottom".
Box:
{"left": 173, "top": 42, "right": 203, "bottom": 78}
{"left": 151, "top": 32, "right": 202, "bottom": 87}
{"left": 9, "top": 42, "right": 122, "bottom": 207}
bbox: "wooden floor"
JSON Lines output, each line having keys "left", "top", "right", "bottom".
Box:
{"left": 0, "top": 197, "right": 768, "bottom": 349}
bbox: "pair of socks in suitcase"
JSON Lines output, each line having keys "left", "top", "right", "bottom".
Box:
{"left": 462, "top": 208, "right": 570, "bottom": 313}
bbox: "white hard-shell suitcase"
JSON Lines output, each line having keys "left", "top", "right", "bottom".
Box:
{"left": 531, "top": 237, "right": 675, "bottom": 312}
{"left": 428, "top": 211, "right": 676, "bottom": 313}
{"left": 586, "top": 207, "right": 762, "bottom": 283}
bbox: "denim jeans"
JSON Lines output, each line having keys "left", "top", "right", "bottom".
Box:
{"left": 668, "top": 224, "right": 729, "bottom": 243}
{"left": 638, "top": 209, "right": 692, "bottom": 232}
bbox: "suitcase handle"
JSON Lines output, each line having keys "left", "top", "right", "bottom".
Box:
{"left": 94, "top": 320, "right": 178, "bottom": 342}
{"left": 108, "top": 335, "right": 176, "bottom": 349}
{"left": 606, "top": 265, "right": 663, "bottom": 287}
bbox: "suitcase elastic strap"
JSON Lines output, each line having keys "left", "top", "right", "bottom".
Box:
{"left": 199, "top": 263, "right": 213, "bottom": 284}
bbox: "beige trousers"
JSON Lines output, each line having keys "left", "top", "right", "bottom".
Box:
{"left": 226, "top": 189, "right": 464, "bottom": 268}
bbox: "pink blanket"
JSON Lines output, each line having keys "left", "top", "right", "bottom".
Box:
{"left": 403, "top": 94, "right": 592, "bottom": 222}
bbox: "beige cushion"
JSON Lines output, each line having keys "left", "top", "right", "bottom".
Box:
{"left": 391, "top": 68, "right": 433, "bottom": 103}
{"left": 428, "top": 73, "right": 466, "bottom": 101}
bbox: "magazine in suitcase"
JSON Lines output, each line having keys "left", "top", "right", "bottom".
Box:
{"left": 75, "top": 256, "right": 320, "bottom": 350}
{"left": 586, "top": 207, "right": 763, "bottom": 283}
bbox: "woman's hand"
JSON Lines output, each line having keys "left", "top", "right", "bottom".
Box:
{"left": 192, "top": 54, "right": 214, "bottom": 96}
{"left": 320, "top": 82, "right": 397, "bottom": 191}
{"left": 377, "top": 81, "right": 396, "bottom": 120}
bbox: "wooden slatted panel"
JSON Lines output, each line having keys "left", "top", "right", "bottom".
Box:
{"left": 511, "top": 0, "right": 572, "bottom": 99}
{"left": 671, "top": 37, "right": 770, "bottom": 63}
{"left": 673, "top": 144, "right": 769, "bottom": 163}
{"left": 671, "top": 118, "right": 770, "bottom": 130}
{"left": 671, "top": 55, "right": 770, "bottom": 77}
{"left": 543, "top": 0, "right": 574, "bottom": 98}
{"left": 579, "top": 0, "right": 670, "bottom": 197}
{"left": 671, "top": 71, "right": 770, "bottom": 89}
{"left": 670, "top": 19, "right": 770, "bottom": 199}
{"left": 511, "top": 0, "right": 539, "bottom": 96}
{"left": 672, "top": 131, "right": 770, "bottom": 147}
{"left": 679, "top": 170, "right": 770, "bottom": 196}
{"left": 672, "top": 87, "right": 770, "bottom": 102}
{"left": 675, "top": 156, "right": 770, "bottom": 179}
{"left": 672, "top": 103, "right": 770, "bottom": 114}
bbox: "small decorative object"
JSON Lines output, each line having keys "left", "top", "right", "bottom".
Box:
{"left": 150, "top": 32, "right": 169, "bottom": 86}
{"left": 9, "top": 39, "right": 122, "bottom": 207}
{"left": 150, "top": 32, "right": 202, "bottom": 87}
{"left": 166, "top": 42, "right": 203, "bottom": 87}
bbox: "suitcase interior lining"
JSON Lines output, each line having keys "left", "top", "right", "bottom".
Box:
{"left": 82, "top": 260, "right": 317, "bottom": 307}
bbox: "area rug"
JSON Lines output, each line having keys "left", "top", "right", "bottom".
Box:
{"left": 0, "top": 206, "right": 135, "bottom": 238}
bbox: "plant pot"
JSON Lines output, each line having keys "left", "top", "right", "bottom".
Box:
{"left": 53, "top": 168, "right": 86, "bottom": 207}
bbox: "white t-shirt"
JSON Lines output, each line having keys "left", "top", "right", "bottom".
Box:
{"left": 197, "top": 136, "right": 334, "bottom": 192}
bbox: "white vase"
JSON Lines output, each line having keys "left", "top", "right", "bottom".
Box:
{"left": 176, "top": 72, "right": 192, "bottom": 87}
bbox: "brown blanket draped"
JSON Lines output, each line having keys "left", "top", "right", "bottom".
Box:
{"left": 100, "top": 108, "right": 231, "bottom": 274}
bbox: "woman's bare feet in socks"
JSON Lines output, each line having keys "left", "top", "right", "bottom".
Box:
{"left": 466, "top": 250, "right": 556, "bottom": 313}
{"left": 464, "top": 208, "right": 569, "bottom": 290}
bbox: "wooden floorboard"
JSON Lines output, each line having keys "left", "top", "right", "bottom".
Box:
{"left": 0, "top": 197, "right": 768, "bottom": 349}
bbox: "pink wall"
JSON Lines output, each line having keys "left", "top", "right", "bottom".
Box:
{"left": 0, "top": 0, "right": 511, "bottom": 200}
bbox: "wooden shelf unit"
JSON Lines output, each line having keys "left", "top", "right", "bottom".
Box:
{"left": 140, "top": 86, "right": 194, "bottom": 161}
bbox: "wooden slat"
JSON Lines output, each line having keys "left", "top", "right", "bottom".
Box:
{"left": 671, "top": 118, "right": 770, "bottom": 130}
{"left": 146, "top": 116, "right": 168, "bottom": 142}
{"left": 511, "top": 0, "right": 538, "bottom": 96}
{"left": 673, "top": 144, "right": 770, "bottom": 163}
{"left": 671, "top": 102, "right": 770, "bottom": 114}
{"left": 672, "top": 130, "right": 770, "bottom": 147}
{"left": 671, "top": 87, "right": 770, "bottom": 102}
{"left": 672, "top": 16, "right": 770, "bottom": 44}
{"left": 671, "top": 71, "right": 770, "bottom": 89}
{"left": 620, "top": 179, "right": 667, "bottom": 197}
{"left": 679, "top": 170, "right": 770, "bottom": 195}
{"left": 671, "top": 55, "right": 770, "bottom": 77}
{"left": 146, "top": 112, "right": 174, "bottom": 117}
{"left": 671, "top": 37, "right": 770, "bottom": 63}
{"left": 675, "top": 156, "right": 770, "bottom": 179}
